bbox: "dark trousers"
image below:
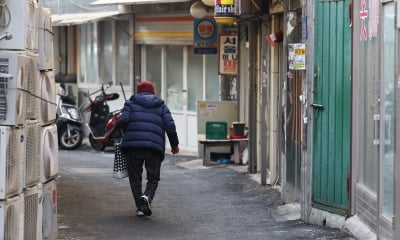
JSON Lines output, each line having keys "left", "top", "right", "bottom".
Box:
{"left": 124, "top": 148, "right": 163, "bottom": 209}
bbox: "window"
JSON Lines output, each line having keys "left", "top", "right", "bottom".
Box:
{"left": 140, "top": 44, "right": 220, "bottom": 111}
{"left": 166, "top": 46, "right": 184, "bottom": 111}
{"left": 187, "top": 46, "right": 203, "bottom": 111}
{"left": 116, "top": 20, "right": 131, "bottom": 86}
{"left": 99, "top": 21, "right": 113, "bottom": 85}
{"left": 145, "top": 45, "right": 162, "bottom": 94}
{"left": 78, "top": 19, "right": 132, "bottom": 87}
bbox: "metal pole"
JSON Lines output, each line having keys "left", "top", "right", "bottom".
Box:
{"left": 260, "top": 18, "right": 269, "bottom": 185}
{"left": 248, "top": 20, "right": 258, "bottom": 174}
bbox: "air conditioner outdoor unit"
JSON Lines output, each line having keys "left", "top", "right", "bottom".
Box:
{"left": 0, "top": 0, "right": 39, "bottom": 51}
{"left": 0, "top": 51, "right": 33, "bottom": 126}
{"left": 24, "top": 122, "right": 40, "bottom": 189}
{"left": 0, "top": 194, "right": 24, "bottom": 240}
{"left": 24, "top": 184, "right": 43, "bottom": 240}
{"left": 42, "top": 180, "right": 57, "bottom": 240}
{"left": 0, "top": 126, "right": 24, "bottom": 200}
{"left": 26, "top": 57, "right": 40, "bottom": 121}
{"left": 40, "top": 124, "right": 58, "bottom": 183}
{"left": 38, "top": 7, "right": 54, "bottom": 71}
{"left": 39, "top": 71, "right": 56, "bottom": 125}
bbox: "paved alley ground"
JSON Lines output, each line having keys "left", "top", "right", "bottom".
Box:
{"left": 56, "top": 147, "right": 354, "bottom": 240}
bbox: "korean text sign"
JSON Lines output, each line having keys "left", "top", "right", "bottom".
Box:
{"left": 218, "top": 34, "right": 238, "bottom": 76}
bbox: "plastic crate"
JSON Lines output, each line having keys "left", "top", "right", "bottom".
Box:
{"left": 206, "top": 121, "right": 228, "bottom": 139}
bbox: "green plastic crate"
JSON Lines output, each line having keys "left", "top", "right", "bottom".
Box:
{"left": 206, "top": 121, "right": 228, "bottom": 139}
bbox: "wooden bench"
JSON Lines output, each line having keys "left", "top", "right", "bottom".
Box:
{"left": 198, "top": 136, "right": 248, "bottom": 166}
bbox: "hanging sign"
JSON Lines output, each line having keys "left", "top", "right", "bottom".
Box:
{"left": 218, "top": 34, "right": 238, "bottom": 76}
{"left": 194, "top": 18, "right": 218, "bottom": 54}
{"left": 288, "top": 43, "right": 306, "bottom": 70}
{"left": 214, "top": 0, "right": 236, "bottom": 24}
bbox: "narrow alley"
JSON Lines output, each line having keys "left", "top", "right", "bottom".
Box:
{"left": 56, "top": 146, "right": 354, "bottom": 240}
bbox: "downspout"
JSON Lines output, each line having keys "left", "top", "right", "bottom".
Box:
{"left": 248, "top": 20, "right": 258, "bottom": 174}
{"left": 269, "top": 15, "right": 280, "bottom": 186}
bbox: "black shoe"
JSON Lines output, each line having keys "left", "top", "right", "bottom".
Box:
{"left": 140, "top": 195, "right": 152, "bottom": 216}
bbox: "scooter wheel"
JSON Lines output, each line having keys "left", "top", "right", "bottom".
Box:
{"left": 88, "top": 133, "right": 106, "bottom": 151}
{"left": 59, "top": 127, "right": 83, "bottom": 150}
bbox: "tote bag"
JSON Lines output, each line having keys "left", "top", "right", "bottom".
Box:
{"left": 113, "top": 144, "right": 128, "bottom": 179}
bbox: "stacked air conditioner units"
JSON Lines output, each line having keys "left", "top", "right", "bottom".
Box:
{"left": 38, "top": 7, "right": 56, "bottom": 125}
{"left": 0, "top": 1, "right": 58, "bottom": 239}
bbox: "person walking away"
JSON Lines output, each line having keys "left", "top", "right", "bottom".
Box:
{"left": 120, "top": 81, "right": 179, "bottom": 217}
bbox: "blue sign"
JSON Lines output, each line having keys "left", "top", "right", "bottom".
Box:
{"left": 194, "top": 18, "right": 218, "bottom": 54}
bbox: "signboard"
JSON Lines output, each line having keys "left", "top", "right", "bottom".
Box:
{"left": 288, "top": 43, "right": 306, "bottom": 70}
{"left": 214, "top": 0, "right": 236, "bottom": 24}
{"left": 218, "top": 34, "right": 238, "bottom": 76}
{"left": 194, "top": 18, "right": 218, "bottom": 54}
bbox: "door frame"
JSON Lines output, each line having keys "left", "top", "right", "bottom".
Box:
{"left": 311, "top": 0, "right": 351, "bottom": 216}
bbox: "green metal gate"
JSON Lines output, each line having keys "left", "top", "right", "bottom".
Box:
{"left": 312, "top": 0, "right": 351, "bottom": 215}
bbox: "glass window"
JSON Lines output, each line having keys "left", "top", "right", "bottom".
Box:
{"left": 116, "top": 20, "right": 131, "bottom": 86}
{"left": 166, "top": 46, "right": 184, "bottom": 110}
{"left": 79, "top": 20, "right": 133, "bottom": 86}
{"left": 79, "top": 23, "right": 99, "bottom": 84}
{"left": 145, "top": 45, "right": 162, "bottom": 94}
{"left": 88, "top": 23, "right": 99, "bottom": 84}
{"left": 381, "top": 2, "right": 394, "bottom": 217}
{"left": 187, "top": 47, "right": 203, "bottom": 111}
{"left": 99, "top": 21, "right": 113, "bottom": 85}
{"left": 78, "top": 25, "right": 87, "bottom": 84}
{"left": 361, "top": 27, "right": 379, "bottom": 192}
{"left": 206, "top": 54, "right": 219, "bottom": 100}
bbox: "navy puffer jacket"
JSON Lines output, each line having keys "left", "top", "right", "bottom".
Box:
{"left": 119, "top": 93, "right": 179, "bottom": 156}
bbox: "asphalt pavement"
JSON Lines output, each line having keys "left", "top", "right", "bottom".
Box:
{"left": 56, "top": 145, "right": 354, "bottom": 240}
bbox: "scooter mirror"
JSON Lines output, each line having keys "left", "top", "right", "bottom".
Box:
{"left": 107, "top": 81, "right": 113, "bottom": 88}
{"left": 83, "top": 92, "right": 89, "bottom": 97}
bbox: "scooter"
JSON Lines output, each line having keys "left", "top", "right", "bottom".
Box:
{"left": 56, "top": 82, "right": 84, "bottom": 150}
{"left": 83, "top": 82, "right": 124, "bottom": 151}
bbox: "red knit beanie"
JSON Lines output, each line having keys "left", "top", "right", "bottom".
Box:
{"left": 137, "top": 81, "right": 155, "bottom": 94}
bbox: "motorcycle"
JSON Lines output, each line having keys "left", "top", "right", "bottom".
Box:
{"left": 56, "top": 82, "right": 84, "bottom": 150}
{"left": 83, "top": 82, "right": 124, "bottom": 151}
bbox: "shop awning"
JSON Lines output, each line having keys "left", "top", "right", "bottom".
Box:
{"left": 90, "top": 0, "right": 190, "bottom": 6}
{"left": 52, "top": 11, "right": 120, "bottom": 26}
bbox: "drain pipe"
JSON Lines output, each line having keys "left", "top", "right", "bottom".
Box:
{"left": 248, "top": 20, "right": 258, "bottom": 174}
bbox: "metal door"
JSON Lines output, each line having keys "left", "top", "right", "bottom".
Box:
{"left": 312, "top": 0, "right": 351, "bottom": 215}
